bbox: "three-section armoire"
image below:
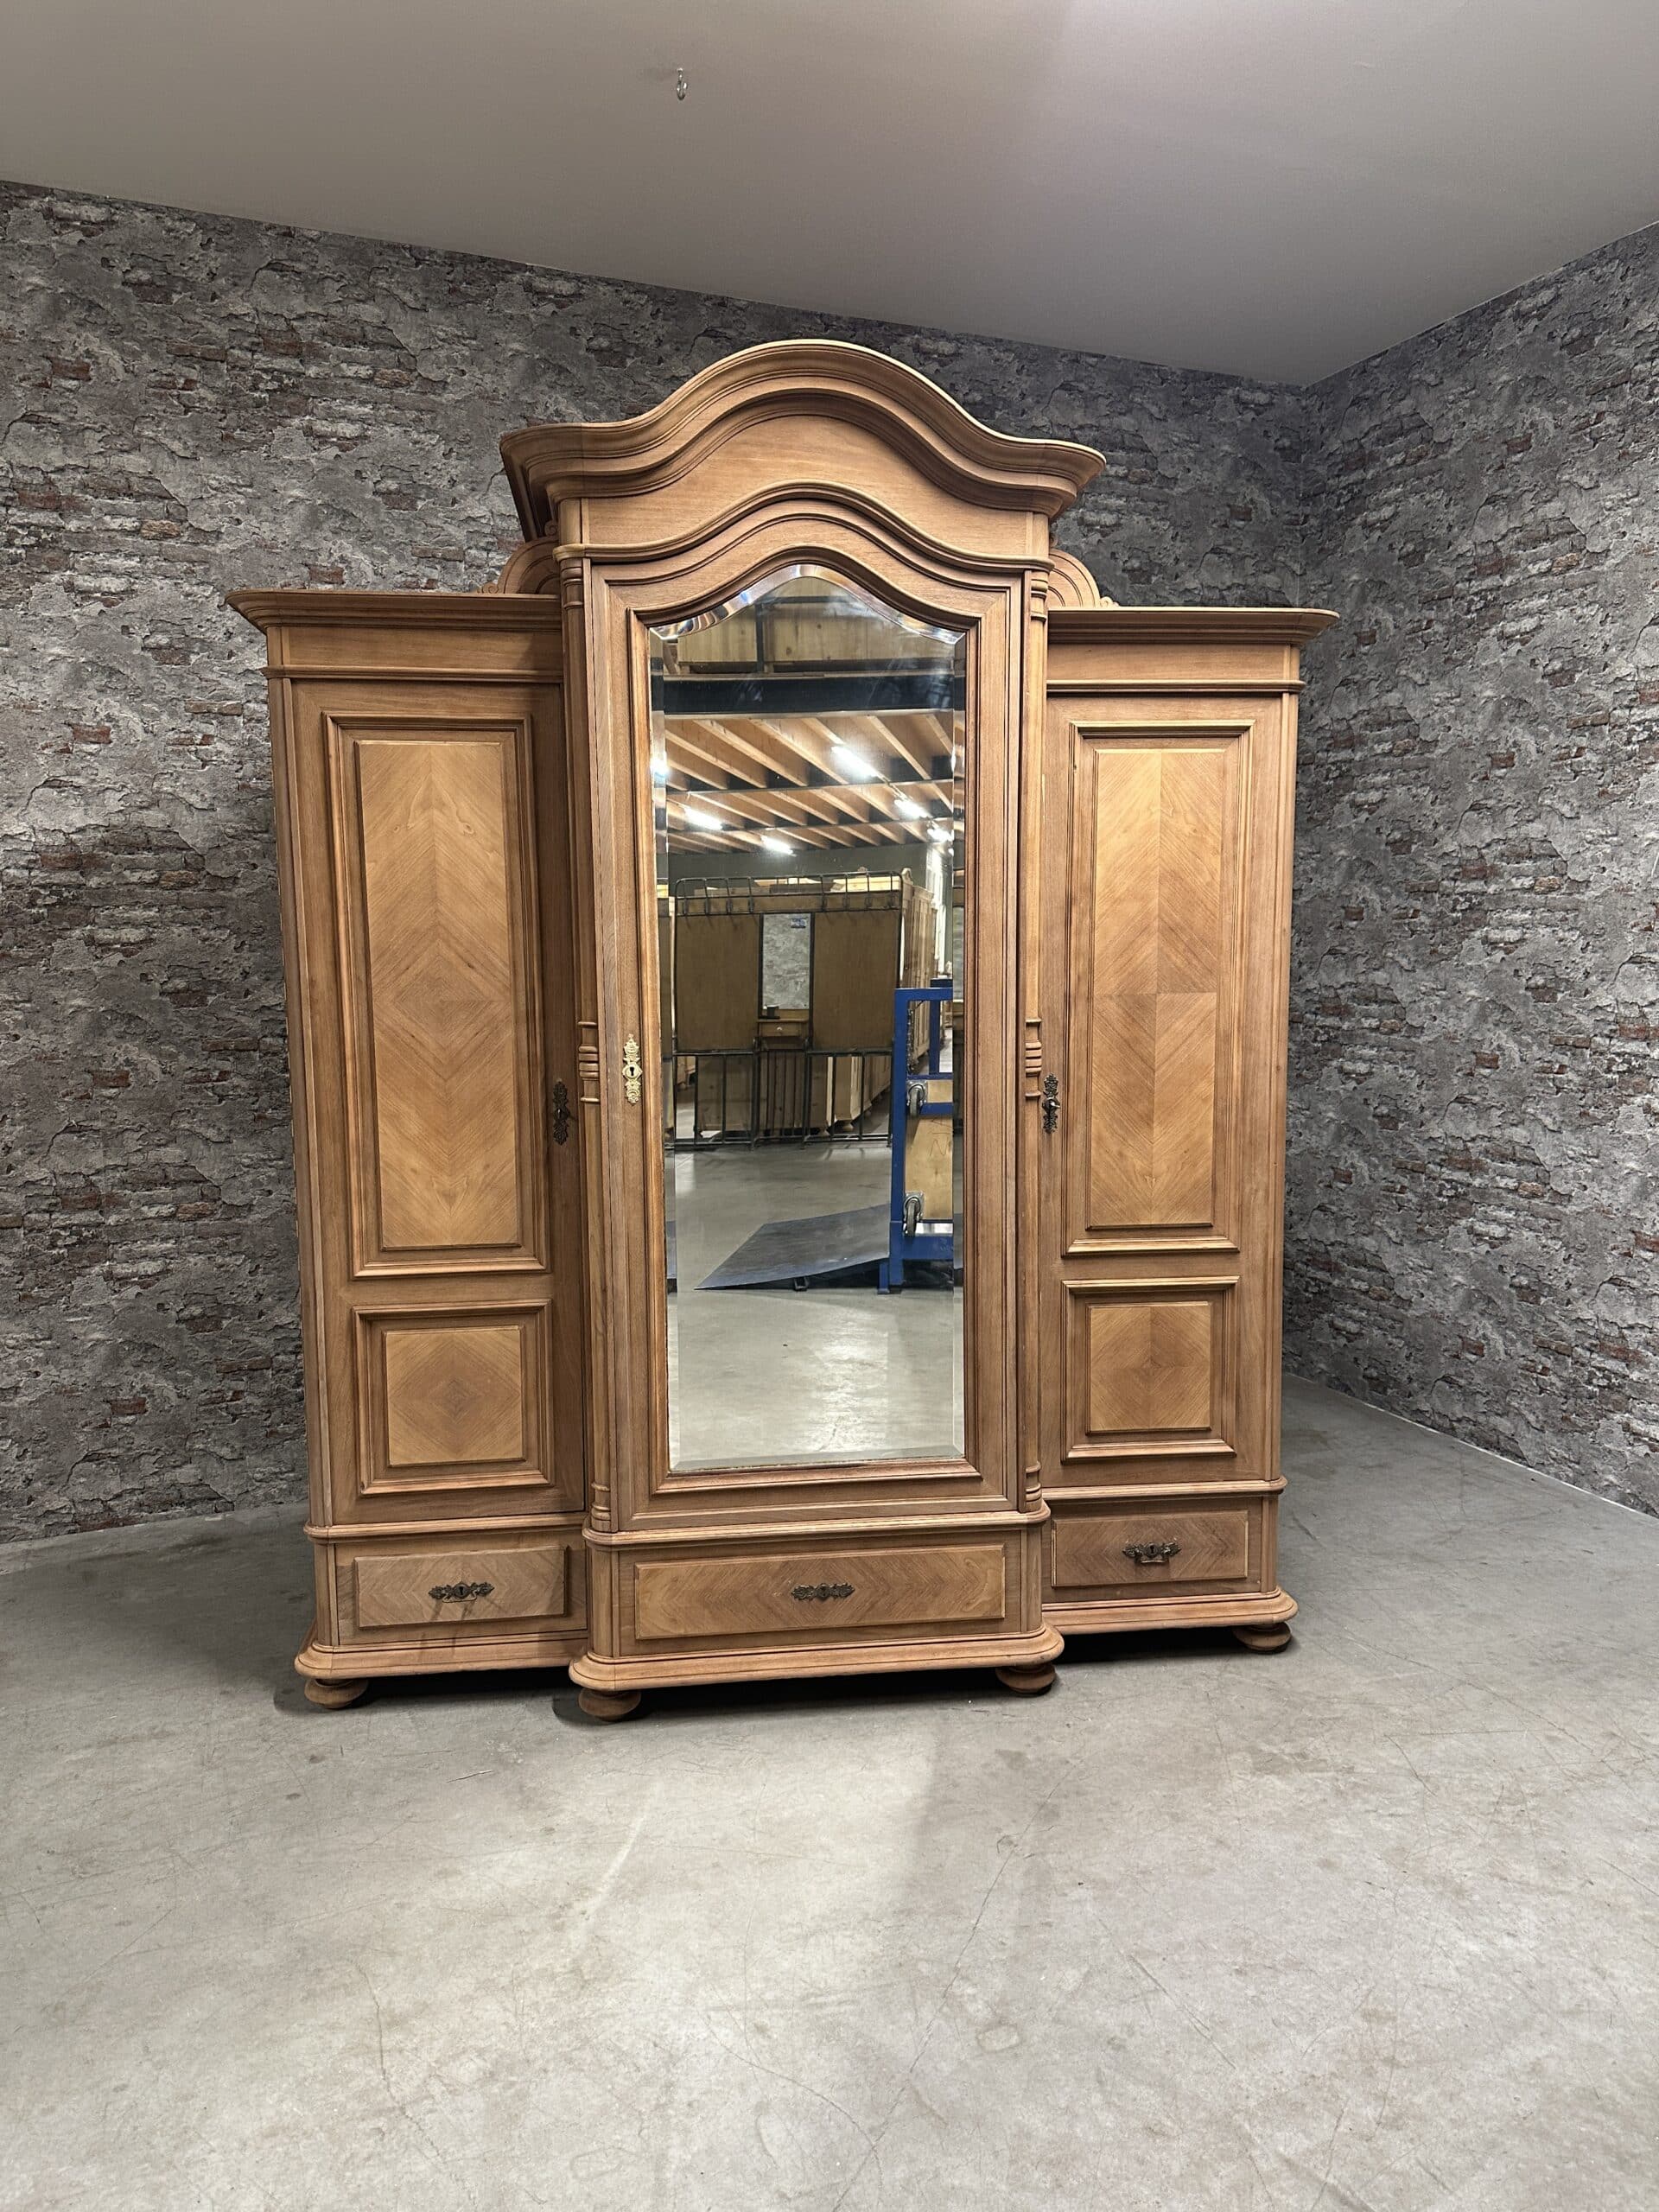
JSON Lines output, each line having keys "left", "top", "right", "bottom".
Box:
{"left": 232, "top": 340, "right": 1334, "bottom": 1717}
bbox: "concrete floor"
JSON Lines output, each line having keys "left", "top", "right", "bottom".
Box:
{"left": 668, "top": 1141, "right": 962, "bottom": 1469}
{"left": 4, "top": 1378, "right": 1658, "bottom": 2212}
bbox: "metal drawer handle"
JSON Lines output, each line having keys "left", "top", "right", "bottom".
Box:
{"left": 792, "top": 1581, "right": 855, "bottom": 1602}
{"left": 1122, "top": 1541, "right": 1181, "bottom": 1567}
{"left": 429, "top": 1580, "right": 494, "bottom": 1602}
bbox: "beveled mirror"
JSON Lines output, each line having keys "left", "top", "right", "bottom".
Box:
{"left": 647, "top": 569, "right": 965, "bottom": 1471}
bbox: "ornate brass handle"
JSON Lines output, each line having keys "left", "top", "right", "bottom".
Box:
{"left": 1122, "top": 1541, "right": 1180, "bottom": 1567}
{"left": 1041, "top": 1074, "right": 1059, "bottom": 1134}
{"left": 792, "top": 1581, "right": 855, "bottom": 1602}
{"left": 550, "top": 1080, "right": 571, "bottom": 1145}
{"left": 429, "top": 1580, "right": 494, "bottom": 1602}
{"left": 622, "top": 1036, "right": 643, "bottom": 1105}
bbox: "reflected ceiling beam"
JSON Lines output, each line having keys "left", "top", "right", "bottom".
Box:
{"left": 842, "top": 710, "right": 949, "bottom": 782}
{"left": 666, "top": 796, "right": 867, "bottom": 851}
{"left": 662, "top": 710, "right": 954, "bottom": 793}
{"left": 664, "top": 717, "right": 772, "bottom": 789}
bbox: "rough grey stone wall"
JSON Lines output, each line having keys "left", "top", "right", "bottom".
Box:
{"left": 0, "top": 178, "right": 1301, "bottom": 1539}
{"left": 1286, "top": 225, "right": 1659, "bottom": 1511}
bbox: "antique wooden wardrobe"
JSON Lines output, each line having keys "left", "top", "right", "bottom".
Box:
{"left": 232, "top": 341, "right": 1333, "bottom": 1717}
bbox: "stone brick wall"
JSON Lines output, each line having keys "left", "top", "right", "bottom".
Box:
{"left": 0, "top": 179, "right": 1301, "bottom": 1539}
{"left": 7, "top": 174, "right": 1653, "bottom": 1539}
{"left": 1286, "top": 225, "right": 1659, "bottom": 1512}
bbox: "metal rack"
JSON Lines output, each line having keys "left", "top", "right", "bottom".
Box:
{"left": 879, "top": 981, "right": 956, "bottom": 1292}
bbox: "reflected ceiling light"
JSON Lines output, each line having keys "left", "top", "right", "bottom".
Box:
{"left": 683, "top": 805, "right": 723, "bottom": 831}
{"left": 830, "top": 743, "right": 877, "bottom": 780}
{"left": 650, "top": 758, "right": 670, "bottom": 785}
{"left": 891, "top": 794, "right": 927, "bottom": 821}
{"left": 927, "top": 823, "right": 954, "bottom": 845}
{"left": 760, "top": 834, "right": 796, "bottom": 855}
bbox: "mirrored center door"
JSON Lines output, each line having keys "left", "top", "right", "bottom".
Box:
{"left": 645, "top": 568, "right": 967, "bottom": 1474}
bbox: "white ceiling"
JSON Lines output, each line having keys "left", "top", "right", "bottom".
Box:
{"left": 6, "top": 0, "right": 1658, "bottom": 384}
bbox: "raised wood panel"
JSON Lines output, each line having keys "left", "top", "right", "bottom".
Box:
{"left": 332, "top": 719, "right": 545, "bottom": 1272}
{"left": 353, "top": 1538, "right": 571, "bottom": 1629}
{"left": 1060, "top": 1281, "right": 1236, "bottom": 1470}
{"left": 1049, "top": 1503, "right": 1257, "bottom": 1598}
{"left": 355, "top": 1307, "right": 555, "bottom": 1500}
{"left": 1089, "top": 1298, "right": 1211, "bottom": 1434}
{"left": 631, "top": 1541, "right": 1007, "bottom": 1644}
{"left": 1068, "top": 729, "right": 1243, "bottom": 1247}
{"left": 385, "top": 1319, "right": 526, "bottom": 1467}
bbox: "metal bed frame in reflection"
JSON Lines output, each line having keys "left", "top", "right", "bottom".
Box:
{"left": 664, "top": 1047, "right": 893, "bottom": 1147}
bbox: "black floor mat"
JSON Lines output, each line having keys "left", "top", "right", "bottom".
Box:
{"left": 698, "top": 1203, "right": 889, "bottom": 1290}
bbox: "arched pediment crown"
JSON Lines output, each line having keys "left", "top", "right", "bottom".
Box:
{"left": 500, "top": 340, "right": 1104, "bottom": 542}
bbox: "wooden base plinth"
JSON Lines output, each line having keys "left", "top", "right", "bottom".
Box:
{"left": 567, "top": 1621, "right": 1064, "bottom": 1706}
{"left": 995, "top": 1662, "right": 1057, "bottom": 1696}
{"left": 1233, "top": 1621, "right": 1292, "bottom": 1653}
{"left": 303, "top": 1676, "right": 368, "bottom": 1709}
{"left": 577, "top": 1686, "right": 642, "bottom": 1722}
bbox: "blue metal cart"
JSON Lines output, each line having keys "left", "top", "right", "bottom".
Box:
{"left": 878, "top": 980, "right": 955, "bottom": 1293}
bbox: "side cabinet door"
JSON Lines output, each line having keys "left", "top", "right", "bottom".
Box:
{"left": 281, "top": 676, "right": 583, "bottom": 1529}
{"left": 1040, "top": 687, "right": 1295, "bottom": 1498}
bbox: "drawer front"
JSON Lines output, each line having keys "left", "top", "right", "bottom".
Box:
{"left": 628, "top": 1538, "right": 1011, "bottom": 1649}
{"left": 1049, "top": 1502, "right": 1261, "bottom": 1601}
{"left": 343, "top": 1535, "right": 576, "bottom": 1633}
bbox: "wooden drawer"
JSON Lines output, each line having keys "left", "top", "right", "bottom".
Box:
{"left": 330, "top": 1531, "right": 584, "bottom": 1644}
{"left": 623, "top": 1535, "right": 1013, "bottom": 1653}
{"left": 1048, "top": 1500, "right": 1262, "bottom": 1602}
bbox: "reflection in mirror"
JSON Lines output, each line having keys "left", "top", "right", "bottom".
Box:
{"left": 650, "top": 569, "right": 966, "bottom": 1471}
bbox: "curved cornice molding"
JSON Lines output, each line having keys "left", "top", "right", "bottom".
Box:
{"left": 1047, "top": 606, "right": 1339, "bottom": 645}
{"left": 1047, "top": 549, "right": 1112, "bottom": 610}
{"left": 500, "top": 340, "right": 1105, "bottom": 541}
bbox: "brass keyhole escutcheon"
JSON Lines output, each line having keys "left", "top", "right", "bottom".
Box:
{"left": 1041, "top": 1074, "right": 1060, "bottom": 1134}
{"left": 550, "top": 1080, "right": 571, "bottom": 1145}
{"left": 622, "top": 1036, "right": 643, "bottom": 1105}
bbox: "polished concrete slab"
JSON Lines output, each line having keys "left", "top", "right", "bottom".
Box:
{"left": 3, "top": 1379, "right": 1658, "bottom": 2212}
{"left": 669, "top": 1140, "right": 962, "bottom": 1469}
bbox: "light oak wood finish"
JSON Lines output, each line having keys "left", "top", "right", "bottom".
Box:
{"left": 380, "top": 1319, "right": 529, "bottom": 1471}
{"left": 1235, "top": 1621, "right": 1294, "bottom": 1651}
{"left": 235, "top": 343, "right": 1335, "bottom": 1711}
{"left": 577, "top": 1687, "right": 642, "bottom": 1721}
{"left": 303, "top": 1677, "right": 367, "bottom": 1710}
{"left": 352, "top": 1538, "right": 571, "bottom": 1630}
{"left": 1038, "top": 604, "right": 1335, "bottom": 1641}
{"left": 630, "top": 1539, "right": 1009, "bottom": 1647}
{"left": 228, "top": 596, "right": 588, "bottom": 1695}
{"left": 348, "top": 728, "right": 530, "bottom": 1256}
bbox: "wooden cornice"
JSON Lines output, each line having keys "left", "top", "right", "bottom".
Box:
{"left": 499, "top": 340, "right": 1105, "bottom": 541}
{"left": 227, "top": 589, "right": 566, "bottom": 634}
{"left": 1047, "top": 605, "right": 1338, "bottom": 645}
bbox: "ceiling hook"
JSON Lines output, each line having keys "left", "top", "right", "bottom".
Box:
{"left": 675, "top": 67, "right": 689, "bottom": 102}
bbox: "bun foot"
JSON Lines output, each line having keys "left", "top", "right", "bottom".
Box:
{"left": 303, "top": 1676, "right": 368, "bottom": 1709}
{"left": 995, "top": 1662, "right": 1057, "bottom": 1696}
{"left": 1234, "top": 1622, "right": 1292, "bottom": 1653}
{"left": 577, "top": 1686, "right": 642, "bottom": 1722}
